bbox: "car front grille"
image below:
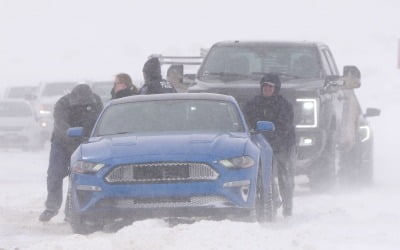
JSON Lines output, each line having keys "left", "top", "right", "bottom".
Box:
{"left": 105, "top": 162, "right": 219, "bottom": 183}
{"left": 101, "top": 196, "right": 230, "bottom": 209}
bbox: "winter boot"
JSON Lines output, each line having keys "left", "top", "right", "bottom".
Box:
{"left": 39, "top": 209, "right": 58, "bottom": 222}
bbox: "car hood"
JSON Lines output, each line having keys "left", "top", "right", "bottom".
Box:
{"left": 194, "top": 78, "right": 325, "bottom": 92}
{"left": 81, "top": 133, "right": 249, "bottom": 162}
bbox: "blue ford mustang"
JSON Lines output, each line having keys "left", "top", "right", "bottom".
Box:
{"left": 67, "top": 93, "right": 274, "bottom": 233}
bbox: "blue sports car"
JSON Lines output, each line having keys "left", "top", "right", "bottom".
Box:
{"left": 67, "top": 93, "right": 274, "bottom": 233}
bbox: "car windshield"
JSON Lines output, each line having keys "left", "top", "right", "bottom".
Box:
{"left": 0, "top": 102, "right": 32, "bottom": 117}
{"left": 7, "top": 86, "right": 37, "bottom": 98}
{"left": 93, "top": 99, "right": 244, "bottom": 136}
{"left": 41, "top": 82, "right": 76, "bottom": 97}
{"left": 198, "top": 44, "right": 322, "bottom": 82}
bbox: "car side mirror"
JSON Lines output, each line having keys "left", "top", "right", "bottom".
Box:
{"left": 256, "top": 121, "right": 275, "bottom": 132}
{"left": 67, "top": 127, "right": 84, "bottom": 138}
{"left": 343, "top": 65, "right": 361, "bottom": 89}
{"left": 365, "top": 108, "right": 380, "bottom": 117}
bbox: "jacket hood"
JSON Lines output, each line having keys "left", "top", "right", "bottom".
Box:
{"left": 69, "top": 84, "right": 97, "bottom": 106}
{"left": 143, "top": 57, "right": 162, "bottom": 81}
{"left": 260, "top": 73, "right": 281, "bottom": 95}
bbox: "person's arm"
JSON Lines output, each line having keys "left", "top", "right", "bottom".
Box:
{"left": 243, "top": 99, "right": 257, "bottom": 129}
{"left": 273, "top": 99, "right": 294, "bottom": 139}
{"left": 52, "top": 97, "right": 72, "bottom": 142}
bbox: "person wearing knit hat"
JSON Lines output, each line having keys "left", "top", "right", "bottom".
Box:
{"left": 244, "top": 73, "right": 296, "bottom": 218}
{"left": 139, "top": 57, "right": 177, "bottom": 94}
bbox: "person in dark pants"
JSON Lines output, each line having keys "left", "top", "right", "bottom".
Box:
{"left": 39, "top": 84, "right": 103, "bottom": 222}
{"left": 139, "top": 57, "right": 177, "bottom": 94}
{"left": 110, "top": 73, "right": 138, "bottom": 99}
{"left": 244, "top": 73, "right": 296, "bottom": 217}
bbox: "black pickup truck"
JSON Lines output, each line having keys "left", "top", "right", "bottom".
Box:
{"left": 187, "top": 40, "right": 380, "bottom": 188}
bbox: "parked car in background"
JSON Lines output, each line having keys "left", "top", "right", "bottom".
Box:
{"left": 28, "top": 81, "right": 77, "bottom": 141}
{"left": 90, "top": 81, "right": 113, "bottom": 104}
{"left": 67, "top": 93, "right": 275, "bottom": 234}
{"left": 3, "top": 85, "right": 38, "bottom": 99}
{"left": 0, "top": 100, "right": 44, "bottom": 150}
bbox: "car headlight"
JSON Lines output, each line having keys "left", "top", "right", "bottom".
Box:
{"left": 219, "top": 156, "right": 255, "bottom": 168}
{"left": 72, "top": 161, "right": 105, "bottom": 174}
{"left": 296, "top": 98, "right": 318, "bottom": 128}
{"left": 359, "top": 125, "right": 370, "bottom": 142}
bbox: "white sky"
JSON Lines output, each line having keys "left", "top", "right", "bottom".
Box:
{"left": 0, "top": 0, "right": 399, "bottom": 90}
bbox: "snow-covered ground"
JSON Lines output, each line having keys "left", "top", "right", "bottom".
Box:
{"left": 0, "top": 81, "right": 399, "bottom": 250}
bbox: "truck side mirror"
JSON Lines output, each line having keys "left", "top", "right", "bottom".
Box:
{"left": 343, "top": 65, "right": 361, "bottom": 89}
{"left": 365, "top": 108, "right": 380, "bottom": 117}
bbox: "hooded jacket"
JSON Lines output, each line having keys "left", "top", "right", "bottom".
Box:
{"left": 244, "top": 74, "right": 296, "bottom": 152}
{"left": 51, "top": 84, "right": 103, "bottom": 153}
{"left": 140, "top": 57, "right": 177, "bottom": 94}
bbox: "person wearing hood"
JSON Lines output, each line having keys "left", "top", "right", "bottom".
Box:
{"left": 139, "top": 57, "right": 177, "bottom": 94}
{"left": 244, "top": 73, "right": 296, "bottom": 217}
{"left": 39, "top": 84, "right": 103, "bottom": 222}
{"left": 111, "top": 73, "right": 138, "bottom": 99}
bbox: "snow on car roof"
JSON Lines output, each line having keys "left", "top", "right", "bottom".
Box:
{"left": 109, "top": 93, "right": 236, "bottom": 105}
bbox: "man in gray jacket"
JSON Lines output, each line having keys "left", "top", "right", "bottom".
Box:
{"left": 39, "top": 84, "right": 103, "bottom": 222}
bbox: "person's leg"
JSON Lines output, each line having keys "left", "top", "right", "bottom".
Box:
{"left": 39, "top": 143, "right": 70, "bottom": 221}
{"left": 271, "top": 157, "right": 282, "bottom": 212}
{"left": 276, "top": 146, "right": 296, "bottom": 217}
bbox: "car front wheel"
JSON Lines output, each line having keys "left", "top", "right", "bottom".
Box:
{"left": 255, "top": 166, "right": 275, "bottom": 223}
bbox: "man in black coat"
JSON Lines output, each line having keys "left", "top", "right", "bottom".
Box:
{"left": 39, "top": 84, "right": 103, "bottom": 222}
{"left": 244, "top": 73, "right": 296, "bottom": 217}
{"left": 139, "top": 57, "right": 177, "bottom": 94}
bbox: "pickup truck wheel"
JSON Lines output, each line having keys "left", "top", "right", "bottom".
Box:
{"left": 339, "top": 142, "right": 373, "bottom": 186}
{"left": 309, "top": 134, "right": 337, "bottom": 191}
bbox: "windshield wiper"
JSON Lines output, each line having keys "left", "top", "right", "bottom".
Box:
{"left": 200, "top": 72, "right": 250, "bottom": 82}
{"left": 251, "top": 72, "right": 300, "bottom": 80}
{"left": 97, "top": 131, "right": 131, "bottom": 137}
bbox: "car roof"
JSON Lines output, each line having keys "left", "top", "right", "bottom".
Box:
{"left": 213, "top": 40, "right": 326, "bottom": 48}
{"left": 109, "top": 93, "right": 236, "bottom": 105}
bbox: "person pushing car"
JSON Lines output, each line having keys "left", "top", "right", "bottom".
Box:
{"left": 39, "top": 84, "right": 103, "bottom": 222}
{"left": 244, "top": 73, "right": 296, "bottom": 217}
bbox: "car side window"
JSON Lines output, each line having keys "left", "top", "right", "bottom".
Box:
{"left": 320, "top": 49, "right": 333, "bottom": 76}
{"left": 323, "top": 49, "right": 339, "bottom": 76}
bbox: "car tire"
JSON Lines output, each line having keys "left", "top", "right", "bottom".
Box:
{"left": 67, "top": 190, "right": 103, "bottom": 235}
{"left": 339, "top": 142, "right": 373, "bottom": 186}
{"left": 255, "top": 165, "right": 275, "bottom": 223}
{"left": 309, "top": 133, "right": 337, "bottom": 191}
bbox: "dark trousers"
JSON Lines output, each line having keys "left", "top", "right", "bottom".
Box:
{"left": 44, "top": 142, "right": 71, "bottom": 212}
{"left": 272, "top": 145, "right": 296, "bottom": 211}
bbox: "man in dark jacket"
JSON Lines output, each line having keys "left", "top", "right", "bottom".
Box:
{"left": 139, "top": 57, "right": 177, "bottom": 94}
{"left": 244, "top": 73, "right": 296, "bottom": 217}
{"left": 39, "top": 84, "right": 103, "bottom": 222}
